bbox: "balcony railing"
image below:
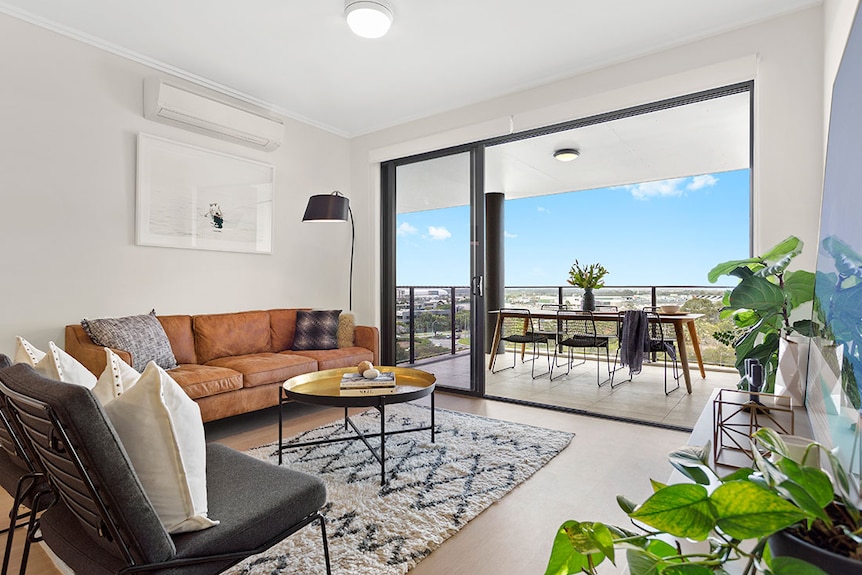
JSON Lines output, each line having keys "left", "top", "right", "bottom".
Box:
{"left": 396, "top": 284, "right": 737, "bottom": 368}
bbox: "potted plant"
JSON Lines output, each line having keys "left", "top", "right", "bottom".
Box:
{"left": 567, "top": 260, "right": 609, "bottom": 311}
{"left": 707, "top": 236, "right": 815, "bottom": 393}
{"left": 544, "top": 428, "right": 862, "bottom": 575}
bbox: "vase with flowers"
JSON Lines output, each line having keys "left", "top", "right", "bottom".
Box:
{"left": 567, "top": 261, "right": 609, "bottom": 311}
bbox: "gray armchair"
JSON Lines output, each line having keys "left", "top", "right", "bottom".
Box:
{"left": 0, "top": 362, "right": 332, "bottom": 575}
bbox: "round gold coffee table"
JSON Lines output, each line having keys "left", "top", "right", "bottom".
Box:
{"left": 277, "top": 366, "right": 436, "bottom": 485}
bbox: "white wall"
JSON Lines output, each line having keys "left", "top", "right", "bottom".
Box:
{"left": 0, "top": 14, "right": 354, "bottom": 357}
{"left": 351, "top": 6, "right": 826, "bottom": 325}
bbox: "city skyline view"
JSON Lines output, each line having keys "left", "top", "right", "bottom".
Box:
{"left": 397, "top": 168, "right": 750, "bottom": 287}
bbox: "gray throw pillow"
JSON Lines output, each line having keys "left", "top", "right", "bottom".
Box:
{"left": 292, "top": 310, "right": 341, "bottom": 351}
{"left": 81, "top": 310, "right": 178, "bottom": 372}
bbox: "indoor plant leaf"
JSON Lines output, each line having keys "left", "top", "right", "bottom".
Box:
{"left": 711, "top": 481, "right": 808, "bottom": 540}
{"left": 783, "top": 270, "right": 816, "bottom": 308}
{"left": 768, "top": 555, "right": 830, "bottom": 575}
{"left": 727, "top": 275, "right": 786, "bottom": 312}
{"left": 629, "top": 484, "right": 715, "bottom": 540}
{"left": 708, "top": 258, "right": 763, "bottom": 283}
{"left": 544, "top": 520, "right": 608, "bottom": 575}
{"left": 759, "top": 236, "right": 803, "bottom": 264}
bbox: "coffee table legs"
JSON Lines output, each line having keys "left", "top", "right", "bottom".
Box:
{"left": 278, "top": 392, "right": 436, "bottom": 485}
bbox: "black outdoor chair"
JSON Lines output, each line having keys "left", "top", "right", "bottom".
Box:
{"left": 550, "top": 310, "right": 614, "bottom": 385}
{"left": 533, "top": 304, "right": 568, "bottom": 367}
{"left": 0, "top": 362, "right": 332, "bottom": 575}
{"left": 491, "top": 309, "right": 550, "bottom": 378}
{"left": 611, "top": 309, "right": 680, "bottom": 394}
{"left": 0, "top": 355, "right": 53, "bottom": 575}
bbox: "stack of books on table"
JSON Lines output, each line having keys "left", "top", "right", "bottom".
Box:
{"left": 340, "top": 371, "right": 397, "bottom": 396}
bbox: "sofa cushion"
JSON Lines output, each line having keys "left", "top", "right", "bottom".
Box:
{"left": 103, "top": 363, "right": 218, "bottom": 534}
{"left": 194, "top": 311, "right": 272, "bottom": 364}
{"left": 82, "top": 311, "right": 178, "bottom": 372}
{"left": 14, "top": 336, "right": 45, "bottom": 365}
{"left": 269, "top": 308, "right": 306, "bottom": 352}
{"left": 166, "top": 364, "right": 243, "bottom": 400}
{"left": 35, "top": 342, "right": 97, "bottom": 389}
{"left": 157, "top": 315, "right": 196, "bottom": 365}
{"left": 206, "top": 353, "right": 317, "bottom": 388}
{"left": 292, "top": 310, "right": 340, "bottom": 351}
{"left": 338, "top": 312, "right": 355, "bottom": 348}
{"left": 288, "top": 347, "right": 374, "bottom": 371}
{"left": 93, "top": 348, "right": 140, "bottom": 405}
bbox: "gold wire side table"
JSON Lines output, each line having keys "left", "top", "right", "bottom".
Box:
{"left": 713, "top": 388, "right": 795, "bottom": 467}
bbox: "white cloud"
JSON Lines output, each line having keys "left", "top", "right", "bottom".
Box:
{"left": 687, "top": 174, "right": 719, "bottom": 190}
{"left": 537, "top": 206, "right": 551, "bottom": 213}
{"left": 427, "top": 226, "right": 451, "bottom": 240}
{"left": 397, "top": 222, "right": 418, "bottom": 236}
{"left": 626, "top": 178, "right": 687, "bottom": 200}
{"left": 504, "top": 231, "right": 517, "bottom": 238}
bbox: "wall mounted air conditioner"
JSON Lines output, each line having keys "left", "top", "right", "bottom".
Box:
{"left": 144, "top": 78, "right": 284, "bottom": 151}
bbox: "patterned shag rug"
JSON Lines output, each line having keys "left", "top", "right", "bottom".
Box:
{"left": 223, "top": 403, "right": 573, "bottom": 575}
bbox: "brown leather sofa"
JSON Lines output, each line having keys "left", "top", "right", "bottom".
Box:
{"left": 65, "top": 309, "right": 379, "bottom": 422}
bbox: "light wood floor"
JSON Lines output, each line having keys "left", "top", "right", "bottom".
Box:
{"left": 1, "top": 393, "right": 694, "bottom": 574}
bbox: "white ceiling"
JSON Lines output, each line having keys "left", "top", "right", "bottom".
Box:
{"left": 0, "top": 0, "right": 820, "bottom": 138}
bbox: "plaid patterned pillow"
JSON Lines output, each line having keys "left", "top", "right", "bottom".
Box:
{"left": 292, "top": 310, "right": 341, "bottom": 351}
{"left": 82, "top": 310, "right": 178, "bottom": 372}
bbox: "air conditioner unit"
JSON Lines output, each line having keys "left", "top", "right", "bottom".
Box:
{"left": 144, "top": 78, "right": 284, "bottom": 151}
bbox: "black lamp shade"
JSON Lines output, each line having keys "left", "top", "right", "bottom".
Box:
{"left": 302, "top": 193, "right": 349, "bottom": 222}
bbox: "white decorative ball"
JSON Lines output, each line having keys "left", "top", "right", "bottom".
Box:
{"left": 363, "top": 368, "right": 380, "bottom": 379}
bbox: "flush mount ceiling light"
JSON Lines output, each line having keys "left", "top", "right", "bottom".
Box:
{"left": 345, "top": 0, "right": 393, "bottom": 39}
{"left": 554, "top": 148, "right": 580, "bottom": 162}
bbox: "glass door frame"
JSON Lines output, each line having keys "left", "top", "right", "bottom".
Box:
{"left": 381, "top": 143, "right": 486, "bottom": 397}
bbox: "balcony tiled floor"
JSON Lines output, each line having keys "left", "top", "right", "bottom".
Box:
{"left": 410, "top": 351, "right": 739, "bottom": 430}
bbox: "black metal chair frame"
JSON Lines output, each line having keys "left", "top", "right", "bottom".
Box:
{"left": 0, "top": 381, "right": 332, "bottom": 575}
{"left": 611, "top": 309, "right": 681, "bottom": 394}
{"left": 0, "top": 401, "right": 52, "bottom": 575}
{"left": 491, "top": 308, "right": 550, "bottom": 379}
{"left": 550, "top": 310, "right": 614, "bottom": 386}
{"left": 535, "top": 304, "right": 569, "bottom": 367}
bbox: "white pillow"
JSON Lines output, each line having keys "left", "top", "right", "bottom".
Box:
{"left": 103, "top": 362, "right": 217, "bottom": 534}
{"left": 34, "top": 342, "right": 97, "bottom": 389}
{"left": 14, "top": 336, "right": 45, "bottom": 366}
{"left": 93, "top": 348, "right": 140, "bottom": 406}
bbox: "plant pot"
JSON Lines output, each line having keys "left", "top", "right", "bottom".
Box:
{"left": 774, "top": 334, "right": 810, "bottom": 406}
{"left": 769, "top": 528, "right": 862, "bottom": 574}
{"left": 581, "top": 288, "right": 595, "bottom": 311}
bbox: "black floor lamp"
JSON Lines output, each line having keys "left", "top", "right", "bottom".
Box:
{"left": 302, "top": 191, "right": 354, "bottom": 311}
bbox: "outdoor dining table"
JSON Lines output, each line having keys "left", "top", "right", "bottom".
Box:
{"left": 487, "top": 309, "right": 706, "bottom": 393}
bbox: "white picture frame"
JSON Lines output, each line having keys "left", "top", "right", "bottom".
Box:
{"left": 136, "top": 134, "right": 274, "bottom": 254}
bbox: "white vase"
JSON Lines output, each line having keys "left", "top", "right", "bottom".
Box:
{"left": 774, "top": 334, "right": 810, "bottom": 406}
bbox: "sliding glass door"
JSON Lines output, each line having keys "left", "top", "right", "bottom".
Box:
{"left": 381, "top": 146, "right": 485, "bottom": 394}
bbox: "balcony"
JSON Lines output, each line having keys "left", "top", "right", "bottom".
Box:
{"left": 397, "top": 284, "right": 741, "bottom": 429}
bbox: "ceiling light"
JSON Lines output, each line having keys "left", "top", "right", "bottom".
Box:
{"left": 554, "top": 148, "right": 580, "bottom": 162}
{"left": 345, "top": 0, "right": 393, "bottom": 39}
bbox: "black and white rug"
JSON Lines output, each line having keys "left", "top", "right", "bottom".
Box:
{"left": 224, "top": 403, "right": 573, "bottom": 575}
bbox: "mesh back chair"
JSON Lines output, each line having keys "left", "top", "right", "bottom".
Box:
{"left": 0, "top": 363, "right": 332, "bottom": 575}
{"left": 0, "top": 355, "right": 53, "bottom": 575}
{"left": 611, "top": 309, "right": 680, "bottom": 394}
{"left": 550, "top": 311, "right": 614, "bottom": 385}
{"left": 491, "top": 309, "right": 550, "bottom": 378}
{"left": 534, "top": 304, "right": 568, "bottom": 367}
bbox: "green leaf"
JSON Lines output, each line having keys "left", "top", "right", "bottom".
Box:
{"left": 711, "top": 481, "right": 807, "bottom": 539}
{"left": 544, "top": 521, "right": 608, "bottom": 575}
{"left": 629, "top": 484, "right": 715, "bottom": 540}
{"left": 721, "top": 467, "right": 756, "bottom": 482}
{"left": 783, "top": 270, "right": 815, "bottom": 308}
{"left": 727, "top": 275, "right": 786, "bottom": 312}
{"left": 708, "top": 259, "right": 763, "bottom": 283}
{"left": 626, "top": 548, "right": 664, "bottom": 575}
{"left": 776, "top": 459, "right": 834, "bottom": 509}
{"left": 617, "top": 495, "right": 638, "bottom": 514}
{"left": 769, "top": 555, "right": 830, "bottom": 575}
{"left": 760, "top": 236, "right": 803, "bottom": 264}
{"left": 669, "top": 461, "right": 712, "bottom": 486}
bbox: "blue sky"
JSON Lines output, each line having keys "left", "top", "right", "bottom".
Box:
{"left": 397, "top": 168, "right": 750, "bottom": 287}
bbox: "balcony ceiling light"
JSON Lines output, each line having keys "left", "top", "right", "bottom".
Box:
{"left": 345, "top": 0, "right": 394, "bottom": 39}
{"left": 554, "top": 148, "right": 580, "bottom": 162}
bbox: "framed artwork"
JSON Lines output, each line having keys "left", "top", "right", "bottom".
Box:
{"left": 136, "top": 134, "right": 274, "bottom": 254}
